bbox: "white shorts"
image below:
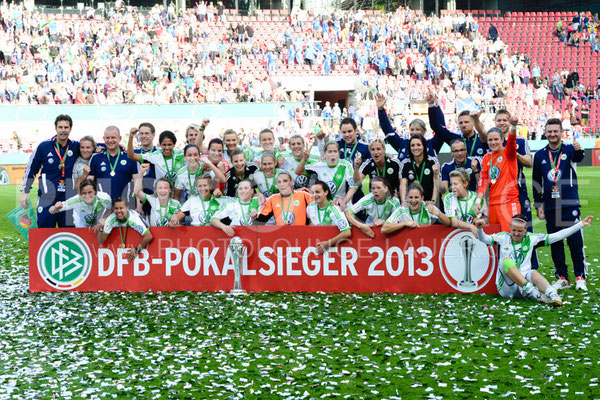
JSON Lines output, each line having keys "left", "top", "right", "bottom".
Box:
{"left": 497, "top": 269, "right": 534, "bottom": 299}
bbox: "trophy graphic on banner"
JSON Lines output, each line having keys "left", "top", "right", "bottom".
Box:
{"left": 229, "top": 236, "right": 246, "bottom": 295}
{"left": 458, "top": 235, "right": 477, "bottom": 288}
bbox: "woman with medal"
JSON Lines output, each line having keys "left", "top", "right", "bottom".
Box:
{"left": 382, "top": 183, "right": 451, "bottom": 234}
{"left": 400, "top": 135, "right": 441, "bottom": 205}
{"left": 352, "top": 138, "right": 401, "bottom": 195}
{"left": 127, "top": 130, "right": 185, "bottom": 186}
{"left": 211, "top": 179, "right": 260, "bottom": 236}
{"left": 476, "top": 124, "right": 520, "bottom": 231}
{"left": 98, "top": 197, "right": 153, "bottom": 263}
{"left": 174, "top": 144, "right": 224, "bottom": 201}
{"left": 307, "top": 180, "right": 352, "bottom": 254}
{"left": 254, "top": 151, "right": 282, "bottom": 200}
{"left": 134, "top": 164, "right": 181, "bottom": 227}
{"left": 203, "top": 138, "right": 229, "bottom": 193}
{"left": 474, "top": 214, "right": 594, "bottom": 306}
{"left": 171, "top": 174, "right": 226, "bottom": 227}
{"left": 346, "top": 177, "right": 401, "bottom": 238}
{"left": 72, "top": 136, "right": 96, "bottom": 190}
{"left": 254, "top": 171, "right": 312, "bottom": 226}
{"left": 295, "top": 141, "right": 355, "bottom": 210}
{"left": 50, "top": 179, "right": 112, "bottom": 230}
{"left": 442, "top": 168, "right": 488, "bottom": 234}
{"left": 223, "top": 149, "right": 259, "bottom": 197}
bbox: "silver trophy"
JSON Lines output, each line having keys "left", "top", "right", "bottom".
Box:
{"left": 458, "top": 235, "right": 477, "bottom": 288}
{"left": 229, "top": 236, "right": 246, "bottom": 295}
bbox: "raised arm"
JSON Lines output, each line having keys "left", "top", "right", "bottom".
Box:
{"left": 195, "top": 119, "right": 210, "bottom": 153}
{"left": 470, "top": 110, "right": 487, "bottom": 143}
{"left": 547, "top": 217, "right": 592, "bottom": 245}
{"left": 475, "top": 218, "right": 494, "bottom": 245}
{"left": 200, "top": 156, "right": 226, "bottom": 182}
{"left": 127, "top": 128, "right": 143, "bottom": 163}
{"left": 133, "top": 164, "right": 150, "bottom": 202}
{"left": 376, "top": 93, "right": 404, "bottom": 152}
{"left": 294, "top": 144, "right": 312, "bottom": 176}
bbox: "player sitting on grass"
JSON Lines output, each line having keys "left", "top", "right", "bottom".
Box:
{"left": 474, "top": 214, "right": 593, "bottom": 306}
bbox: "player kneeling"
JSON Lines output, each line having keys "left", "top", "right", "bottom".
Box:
{"left": 474, "top": 214, "right": 593, "bottom": 307}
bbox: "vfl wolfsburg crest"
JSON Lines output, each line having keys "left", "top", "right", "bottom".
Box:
{"left": 37, "top": 233, "right": 92, "bottom": 290}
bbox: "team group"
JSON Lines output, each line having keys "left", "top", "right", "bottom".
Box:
{"left": 20, "top": 93, "right": 592, "bottom": 306}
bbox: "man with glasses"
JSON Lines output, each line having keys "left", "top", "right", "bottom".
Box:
{"left": 440, "top": 139, "right": 480, "bottom": 193}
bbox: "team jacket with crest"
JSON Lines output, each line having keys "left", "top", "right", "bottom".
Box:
{"left": 532, "top": 142, "right": 584, "bottom": 212}
{"left": 21, "top": 138, "right": 80, "bottom": 197}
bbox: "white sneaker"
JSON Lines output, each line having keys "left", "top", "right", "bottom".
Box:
{"left": 548, "top": 291, "right": 563, "bottom": 307}
{"left": 575, "top": 277, "right": 588, "bottom": 291}
{"left": 539, "top": 293, "right": 552, "bottom": 304}
{"left": 552, "top": 277, "right": 571, "bottom": 290}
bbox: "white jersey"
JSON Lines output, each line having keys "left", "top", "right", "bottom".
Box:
{"left": 306, "top": 201, "right": 351, "bottom": 232}
{"left": 62, "top": 191, "right": 112, "bottom": 228}
{"left": 252, "top": 148, "right": 285, "bottom": 165}
{"left": 305, "top": 159, "right": 354, "bottom": 199}
{"left": 180, "top": 195, "right": 226, "bottom": 226}
{"left": 142, "top": 149, "right": 185, "bottom": 183}
{"left": 103, "top": 210, "right": 149, "bottom": 236}
{"left": 175, "top": 166, "right": 202, "bottom": 197}
{"left": 385, "top": 203, "right": 439, "bottom": 226}
{"left": 349, "top": 194, "right": 400, "bottom": 224}
{"left": 212, "top": 197, "right": 259, "bottom": 226}
{"left": 477, "top": 222, "right": 584, "bottom": 296}
{"left": 253, "top": 169, "right": 282, "bottom": 197}
{"left": 281, "top": 155, "right": 316, "bottom": 188}
{"left": 72, "top": 156, "right": 91, "bottom": 183}
{"left": 143, "top": 195, "right": 181, "bottom": 227}
{"left": 442, "top": 191, "right": 486, "bottom": 224}
{"left": 223, "top": 146, "right": 255, "bottom": 164}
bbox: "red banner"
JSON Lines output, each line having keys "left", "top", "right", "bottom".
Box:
{"left": 29, "top": 225, "right": 500, "bottom": 294}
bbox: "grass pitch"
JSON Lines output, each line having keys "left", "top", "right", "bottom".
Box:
{"left": 0, "top": 168, "right": 599, "bottom": 399}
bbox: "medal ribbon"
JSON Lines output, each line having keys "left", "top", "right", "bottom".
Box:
{"left": 375, "top": 158, "right": 386, "bottom": 177}
{"left": 54, "top": 140, "right": 69, "bottom": 178}
{"left": 463, "top": 137, "right": 477, "bottom": 158}
{"left": 187, "top": 166, "right": 199, "bottom": 196}
{"left": 343, "top": 141, "right": 359, "bottom": 161}
{"left": 412, "top": 160, "right": 426, "bottom": 184}
{"left": 158, "top": 199, "right": 171, "bottom": 226}
{"left": 510, "top": 236, "right": 530, "bottom": 270}
{"left": 317, "top": 200, "right": 331, "bottom": 225}
{"left": 238, "top": 199, "right": 251, "bottom": 226}
{"left": 163, "top": 153, "right": 175, "bottom": 183}
{"left": 107, "top": 151, "right": 121, "bottom": 176}
{"left": 263, "top": 171, "right": 277, "bottom": 195}
{"left": 548, "top": 143, "right": 563, "bottom": 184}
{"left": 199, "top": 197, "right": 212, "bottom": 226}
{"left": 280, "top": 193, "right": 294, "bottom": 225}
{"left": 118, "top": 224, "right": 127, "bottom": 248}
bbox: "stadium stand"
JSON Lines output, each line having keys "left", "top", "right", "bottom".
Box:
{"left": 0, "top": 3, "right": 597, "bottom": 139}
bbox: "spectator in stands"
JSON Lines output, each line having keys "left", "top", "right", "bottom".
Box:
{"left": 487, "top": 24, "right": 498, "bottom": 41}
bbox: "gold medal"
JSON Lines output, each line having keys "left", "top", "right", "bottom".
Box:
{"left": 110, "top": 171, "right": 116, "bottom": 177}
